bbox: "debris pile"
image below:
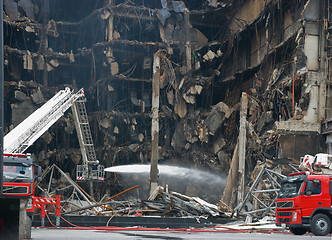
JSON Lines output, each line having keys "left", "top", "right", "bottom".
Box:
{"left": 36, "top": 165, "right": 226, "bottom": 219}
{"left": 62, "top": 185, "right": 226, "bottom": 218}
{"left": 145, "top": 186, "right": 225, "bottom": 217}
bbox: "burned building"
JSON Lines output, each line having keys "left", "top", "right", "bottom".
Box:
{"left": 3, "top": 0, "right": 332, "bottom": 208}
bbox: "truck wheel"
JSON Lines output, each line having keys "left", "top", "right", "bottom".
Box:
{"left": 311, "top": 213, "right": 331, "bottom": 236}
{"left": 289, "top": 227, "right": 307, "bottom": 235}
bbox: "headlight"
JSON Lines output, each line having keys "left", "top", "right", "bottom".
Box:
{"left": 292, "top": 212, "right": 297, "bottom": 221}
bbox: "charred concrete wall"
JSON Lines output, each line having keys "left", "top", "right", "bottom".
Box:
{"left": 3, "top": 0, "right": 332, "bottom": 204}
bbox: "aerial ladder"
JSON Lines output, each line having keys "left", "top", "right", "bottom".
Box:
{"left": 4, "top": 87, "right": 104, "bottom": 182}
{"left": 72, "top": 93, "right": 104, "bottom": 182}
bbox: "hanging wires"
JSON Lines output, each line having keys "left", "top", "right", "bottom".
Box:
{"left": 155, "top": 49, "right": 178, "bottom": 103}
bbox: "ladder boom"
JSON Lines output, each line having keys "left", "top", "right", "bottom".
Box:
{"left": 4, "top": 87, "right": 104, "bottom": 181}
{"left": 72, "top": 96, "right": 104, "bottom": 181}
{"left": 72, "top": 97, "right": 99, "bottom": 167}
{"left": 4, "top": 88, "right": 84, "bottom": 153}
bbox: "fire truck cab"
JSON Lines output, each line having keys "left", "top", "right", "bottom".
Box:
{"left": 276, "top": 172, "right": 332, "bottom": 236}
{"left": 2, "top": 153, "right": 39, "bottom": 196}
{"left": 2, "top": 153, "right": 43, "bottom": 216}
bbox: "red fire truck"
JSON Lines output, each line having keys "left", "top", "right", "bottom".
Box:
{"left": 276, "top": 172, "right": 332, "bottom": 236}
{"left": 2, "top": 88, "right": 103, "bottom": 226}
{"left": 3, "top": 153, "right": 37, "bottom": 198}
{"left": 2, "top": 153, "right": 61, "bottom": 226}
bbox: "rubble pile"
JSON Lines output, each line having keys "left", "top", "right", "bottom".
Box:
{"left": 62, "top": 186, "right": 226, "bottom": 219}
{"left": 145, "top": 186, "right": 225, "bottom": 217}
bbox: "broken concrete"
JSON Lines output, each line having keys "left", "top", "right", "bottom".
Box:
{"left": 206, "top": 101, "right": 231, "bottom": 134}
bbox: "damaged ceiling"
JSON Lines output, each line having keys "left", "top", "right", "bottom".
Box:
{"left": 3, "top": 0, "right": 332, "bottom": 211}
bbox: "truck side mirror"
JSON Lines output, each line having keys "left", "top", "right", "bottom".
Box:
{"left": 305, "top": 181, "right": 313, "bottom": 196}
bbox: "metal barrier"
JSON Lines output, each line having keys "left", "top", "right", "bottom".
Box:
{"left": 33, "top": 195, "right": 61, "bottom": 227}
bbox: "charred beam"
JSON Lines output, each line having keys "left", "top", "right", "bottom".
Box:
{"left": 150, "top": 53, "right": 160, "bottom": 194}
{"left": 238, "top": 92, "right": 248, "bottom": 205}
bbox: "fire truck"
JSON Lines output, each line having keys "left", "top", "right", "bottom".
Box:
{"left": 3, "top": 153, "right": 39, "bottom": 198}
{"left": 276, "top": 153, "right": 332, "bottom": 236}
{"left": 2, "top": 152, "right": 61, "bottom": 225}
{"left": 2, "top": 88, "right": 103, "bottom": 225}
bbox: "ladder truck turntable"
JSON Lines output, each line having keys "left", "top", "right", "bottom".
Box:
{"left": 276, "top": 153, "right": 332, "bottom": 236}
{"left": 2, "top": 87, "right": 104, "bottom": 224}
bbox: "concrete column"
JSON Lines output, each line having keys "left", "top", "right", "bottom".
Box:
{"left": 302, "top": 0, "right": 320, "bottom": 70}
{"left": 105, "top": 0, "right": 118, "bottom": 77}
{"left": 318, "top": 0, "right": 327, "bottom": 121}
{"left": 221, "top": 142, "right": 239, "bottom": 207}
{"left": 19, "top": 199, "right": 31, "bottom": 240}
{"left": 42, "top": 0, "right": 49, "bottom": 87}
{"left": 184, "top": 8, "right": 191, "bottom": 73}
{"left": 185, "top": 43, "right": 192, "bottom": 73}
{"left": 319, "top": 73, "right": 327, "bottom": 121}
{"left": 302, "top": 0, "right": 325, "bottom": 121}
{"left": 107, "top": 0, "right": 114, "bottom": 42}
{"left": 303, "top": 85, "right": 319, "bottom": 123}
{"left": 238, "top": 92, "right": 248, "bottom": 205}
{"left": 150, "top": 54, "right": 160, "bottom": 195}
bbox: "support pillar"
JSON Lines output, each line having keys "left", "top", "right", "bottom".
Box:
{"left": 106, "top": 0, "right": 117, "bottom": 76}
{"left": 42, "top": 0, "right": 49, "bottom": 86}
{"left": 107, "top": 0, "right": 114, "bottom": 42}
{"left": 238, "top": 92, "right": 248, "bottom": 205}
{"left": 19, "top": 199, "right": 31, "bottom": 239}
{"left": 184, "top": 8, "right": 191, "bottom": 73}
{"left": 221, "top": 142, "right": 239, "bottom": 207}
{"left": 150, "top": 54, "right": 160, "bottom": 195}
{"left": 302, "top": 0, "right": 325, "bottom": 121}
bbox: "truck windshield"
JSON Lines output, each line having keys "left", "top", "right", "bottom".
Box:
{"left": 278, "top": 179, "right": 304, "bottom": 199}
{"left": 3, "top": 163, "right": 33, "bottom": 182}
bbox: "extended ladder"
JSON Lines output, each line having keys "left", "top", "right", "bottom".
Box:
{"left": 72, "top": 95, "right": 104, "bottom": 181}
{"left": 4, "top": 87, "right": 104, "bottom": 181}
{"left": 4, "top": 88, "right": 83, "bottom": 153}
